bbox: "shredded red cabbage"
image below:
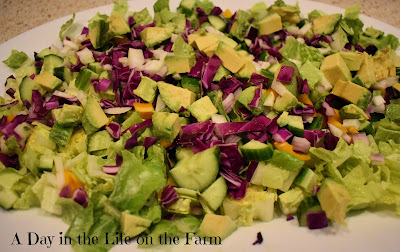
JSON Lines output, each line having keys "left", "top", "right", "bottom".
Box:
{"left": 252, "top": 232, "right": 263, "bottom": 245}
{"left": 248, "top": 85, "right": 262, "bottom": 108}
{"left": 201, "top": 54, "right": 222, "bottom": 90}
{"left": 276, "top": 66, "right": 294, "bottom": 83}
{"left": 219, "top": 76, "right": 243, "bottom": 95}
{"left": 246, "top": 160, "right": 259, "bottom": 182}
{"left": 106, "top": 122, "right": 121, "bottom": 139}
{"left": 59, "top": 185, "right": 71, "bottom": 198}
{"left": 160, "top": 185, "right": 179, "bottom": 209}
{"left": 143, "top": 137, "right": 158, "bottom": 149}
{"left": 290, "top": 104, "right": 315, "bottom": 115}
{"left": 250, "top": 73, "right": 269, "bottom": 88}
{"left": 210, "top": 6, "right": 223, "bottom": 16}
{"left": 124, "top": 133, "right": 138, "bottom": 149}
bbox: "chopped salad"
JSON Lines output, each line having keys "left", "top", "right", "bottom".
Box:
{"left": 1, "top": 0, "right": 400, "bottom": 250}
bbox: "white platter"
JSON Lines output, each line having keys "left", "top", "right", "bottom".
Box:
{"left": 0, "top": 1, "right": 400, "bottom": 251}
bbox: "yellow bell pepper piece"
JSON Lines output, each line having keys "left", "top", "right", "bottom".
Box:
{"left": 223, "top": 9, "right": 232, "bottom": 18}
{"left": 327, "top": 117, "right": 347, "bottom": 133}
{"left": 273, "top": 142, "right": 311, "bottom": 161}
{"left": 347, "top": 127, "right": 359, "bottom": 134}
{"left": 160, "top": 139, "right": 172, "bottom": 148}
{"left": 133, "top": 103, "right": 154, "bottom": 120}
{"left": 64, "top": 170, "right": 84, "bottom": 197}
{"left": 298, "top": 94, "right": 313, "bottom": 106}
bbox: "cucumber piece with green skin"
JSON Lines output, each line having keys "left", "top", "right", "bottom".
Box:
{"left": 181, "top": 75, "right": 200, "bottom": 95}
{"left": 54, "top": 67, "right": 73, "bottom": 83}
{"left": 208, "top": 15, "right": 227, "bottom": 31}
{"left": 306, "top": 116, "right": 323, "bottom": 130}
{"left": 42, "top": 54, "right": 64, "bottom": 74}
{"left": 35, "top": 48, "right": 54, "bottom": 60}
{"left": 75, "top": 68, "right": 99, "bottom": 91}
{"left": 297, "top": 196, "right": 323, "bottom": 226}
{"left": 240, "top": 140, "right": 273, "bottom": 161}
{"left": 200, "top": 176, "right": 228, "bottom": 211}
{"left": 170, "top": 146, "right": 220, "bottom": 192}
{"left": 49, "top": 123, "right": 74, "bottom": 147}
{"left": 19, "top": 76, "right": 46, "bottom": 103}
{"left": 294, "top": 168, "right": 319, "bottom": 193}
{"left": 286, "top": 115, "right": 304, "bottom": 137}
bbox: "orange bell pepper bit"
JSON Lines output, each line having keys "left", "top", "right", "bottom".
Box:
{"left": 298, "top": 94, "right": 313, "bottom": 106}
{"left": 376, "top": 88, "right": 386, "bottom": 97}
{"left": 223, "top": 9, "right": 232, "bottom": 18}
{"left": 327, "top": 117, "right": 347, "bottom": 134}
{"left": 133, "top": 103, "right": 154, "bottom": 120}
{"left": 6, "top": 115, "right": 16, "bottom": 124}
{"left": 265, "top": 88, "right": 279, "bottom": 98}
{"left": 160, "top": 139, "right": 172, "bottom": 148}
{"left": 167, "top": 176, "right": 178, "bottom": 187}
{"left": 347, "top": 126, "right": 359, "bottom": 134}
{"left": 273, "top": 142, "right": 311, "bottom": 161}
{"left": 64, "top": 170, "right": 84, "bottom": 197}
{"left": 331, "top": 109, "right": 342, "bottom": 123}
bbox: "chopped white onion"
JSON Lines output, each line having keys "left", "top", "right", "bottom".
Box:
{"left": 271, "top": 79, "right": 289, "bottom": 96}
{"left": 372, "top": 76, "right": 399, "bottom": 89}
{"left": 128, "top": 48, "right": 145, "bottom": 69}
{"left": 292, "top": 137, "right": 311, "bottom": 153}
{"left": 222, "top": 93, "right": 235, "bottom": 113}
{"left": 103, "top": 107, "right": 132, "bottom": 114}
{"left": 155, "top": 96, "right": 166, "bottom": 112}
{"left": 211, "top": 114, "right": 228, "bottom": 124}
{"left": 352, "top": 132, "right": 369, "bottom": 145}
{"left": 343, "top": 119, "right": 361, "bottom": 129}
{"left": 372, "top": 95, "right": 386, "bottom": 106}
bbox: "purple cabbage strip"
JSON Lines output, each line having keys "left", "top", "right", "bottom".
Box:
{"left": 250, "top": 73, "right": 269, "bottom": 88}
{"left": 188, "top": 58, "right": 207, "bottom": 78}
{"left": 219, "top": 76, "right": 242, "bottom": 94}
{"left": 210, "top": 6, "right": 223, "bottom": 16}
{"left": 247, "top": 26, "right": 259, "bottom": 43}
{"left": 160, "top": 185, "right": 179, "bottom": 209}
{"left": 124, "top": 133, "right": 138, "bottom": 149}
{"left": 246, "top": 160, "right": 259, "bottom": 182}
{"left": 6, "top": 88, "right": 16, "bottom": 99}
{"left": 143, "top": 137, "right": 158, "bottom": 149}
{"left": 307, "top": 211, "right": 328, "bottom": 229}
{"left": 201, "top": 54, "right": 222, "bottom": 90}
{"left": 276, "top": 66, "right": 294, "bottom": 83}
{"left": 0, "top": 100, "right": 19, "bottom": 108}
{"left": 272, "top": 128, "right": 293, "bottom": 143}
{"left": 0, "top": 153, "right": 19, "bottom": 168}
{"left": 290, "top": 104, "right": 316, "bottom": 116}
{"left": 324, "top": 132, "right": 339, "bottom": 151}
{"left": 127, "top": 119, "right": 153, "bottom": 135}
{"left": 106, "top": 122, "right": 121, "bottom": 139}
{"left": 248, "top": 85, "right": 262, "bottom": 108}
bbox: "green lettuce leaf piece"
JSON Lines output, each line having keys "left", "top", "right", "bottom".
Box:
{"left": 230, "top": 10, "right": 251, "bottom": 41}
{"left": 132, "top": 8, "right": 152, "bottom": 27}
{"left": 344, "top": 4, "right": 360, "bottom": 19}
{"left": 378, "top": 34, "right": 399, "bottom": 50}
{"left": 57, "top": 197, "right": 84, "bottom": 225}
{"left": 172, "top": 34, "right": 195, "bottom": 56}
{"left": 112, "top": 0, "right": 128, "bottom": 16}
{"left": 3, "top": 50, "right": 30, "bottom": 69}
{"left": 375, "top": 118, "right": 400, "bottom": 143}
{"left": 299, "top": 60, "right": 323, "bottom": 89}
{"left": 154, "top": 0, "right": 170, "bottom": 13}
{"left": 195, "top": 0, "right": 214, "bottom": 14}
{"left": 59, "top": 13, "right": 76, "bottom": 42}
{"left": 109, "top": 147, "right": 167, "bottom": 214}
{"left": 279, "top": 36, "right": 324, "bottom": 68}
{"left": 13, "top": 186, "right": 39, "bottom": 210}
{"left": 308, "top": 10, "right": 326, "bottom": 20}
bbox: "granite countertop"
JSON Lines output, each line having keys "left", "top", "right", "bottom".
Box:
{"left": 0, "top": 0, "right": 399, "bottom": 44}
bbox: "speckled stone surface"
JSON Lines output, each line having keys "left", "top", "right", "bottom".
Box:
{"left": 0, "top": 0, "right": 399, "bottom": 44}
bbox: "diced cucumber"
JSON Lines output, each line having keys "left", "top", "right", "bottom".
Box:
{"left": 200, "top": 176, "right": 228, "bottom": 211}
{"left": 88, "top": 62, "right": 103, "bottom": 74}
{"left": 208, "top": 15, "right": 227, "bottom": 31}
{"left": 181, "top": 75, "right": 200, "bottom": 94}
{"left": 286, "top": 115, "right": 304, "bottom": 137}
{"left": 240, "top": 140, "right": 273, "bottom": 161}
{"left": 42, "top": 54, "right": 64, "bottom": 74}
{"left": 306, "top": 116, "right": 323, "bottom": 130}
{"left": 19, "top": 76, "right": 46, "bottom": 103}
{"left": 170, "top": 146, "right": 220, "bottom": 192}
{"left": 294, "top": 168, "right": 319, "bottom": 193}
{"left": 38, "top": 154, "right": 54, "bottom": 172}
{"left": 54, "top": 67, "right": 73, "bottom": 83}
{"left": 296, "top": 196, "right": 322, "bottom": 226}
{"left": 35, "top": 48, "right": 54, "bottom": 60}
{"left": 49, "top": 123, "right": 74, "bottom": 147}
{"left": 99, "top": 70, "right": 111, "bottom": 80}
{"left": 75, "top": 68, "right": 99, "bottom": 91}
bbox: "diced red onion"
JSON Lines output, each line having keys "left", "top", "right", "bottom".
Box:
{"left": 59, "top": 185, "right": 71, "bottom": 198}
{"left": 72, "top": 188, "right": 89, "bottom": 207}
{"left": 160, "top": 185, "right": 179, "bottom": 209}
{"left": 321, "top": 101, "right": 335, "bottom": 116}
{"left": 222, "top": 93, "right": 235, "bottom": 114}
{"left": 352, "top": 132, "right": 369, "bottom": 145}
{"left": 106, "top": 122, "right": 121, "bottom": 139}
{"left": 306, "top": 211, "right": 328, "bottom": 229}
{"left": 272, "top": 128, "right": 293, "bottom": 143}
{"left": 103, "top": 165, "right": 121, "bottom": 175}
{"left": 292, "top": 136, "right": 311, "bottom": 153}
{"left": 287, "top": 214, "right": 294, "bottom": 221}
{"left": 313, "top": 185, "right": 320, "bottom": 195}
{"left": 371, "top": 154, "right": 385, "bottom": 165}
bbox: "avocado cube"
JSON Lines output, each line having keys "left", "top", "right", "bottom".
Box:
{"left": 52, "top": 104, "right": 84, "bottom": 126}
{"left": 157, "top": 81, "right": 196, "bottom": 112}
{"left": 236, "top": 59, "right": 256, "bottom": 79}
{"left": 215, "top": 41, "right": 245, "bottom": 73}
{"left": 273, "top": 92, "right": 299, "bottom": 112}
{"left": 278, "top": 187, "right": 305, "bottom": 215}
{"left": 339, "top": 51, "right": 363, "bottom": 71}
{"left": 320, "top": 53, "right": 352, "bottom": 86}
{"left": 331, "top": 80, "right": 371, "bottom": 110}
{"left": 164, "top": 55, "right": 194, "bottom": 74}
{"left": 202, "top": 43, "right": 219, "bottom": 58}
{"left": 88, "top": 130, "right": 112, "bottom": 152}
{"left": 317, "top": 178, "right": 351, "bottom": 225}
{"left": 152, "top": 112, "right": 181, "bottom": 141}
{"left": 34, "top": 71, "right": 62, "bottom": 91}
{"left": 194, "top": 33, "right": 220, "bottom": 52}
{"left": 258, "top": 13, "right": 283, "bottom": 36}
{"left": 107, "top": 13, "right": 130, "bottom": 36}
{"left": 133, "top": 77, "right": 158, "bottom": 103}
{"left": 197, "top": 214, "right": 237, "bottom": 240}
{"left": 312, "top": 14, "right": 341, "bottom": 35}
{"left": 140, "top": 27, "right": 173, "bottom": 48}
{"left": 82, "top": 97, "right": 109, "bottom": 135}
{"left": 355, "top": 52, "right": 376, "bottom": 88}
{"left": 187, "top": 96, "right": 218, "bottom": 122}
{"left": 121, "top": 212, "right": 152, "bottom": 238}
